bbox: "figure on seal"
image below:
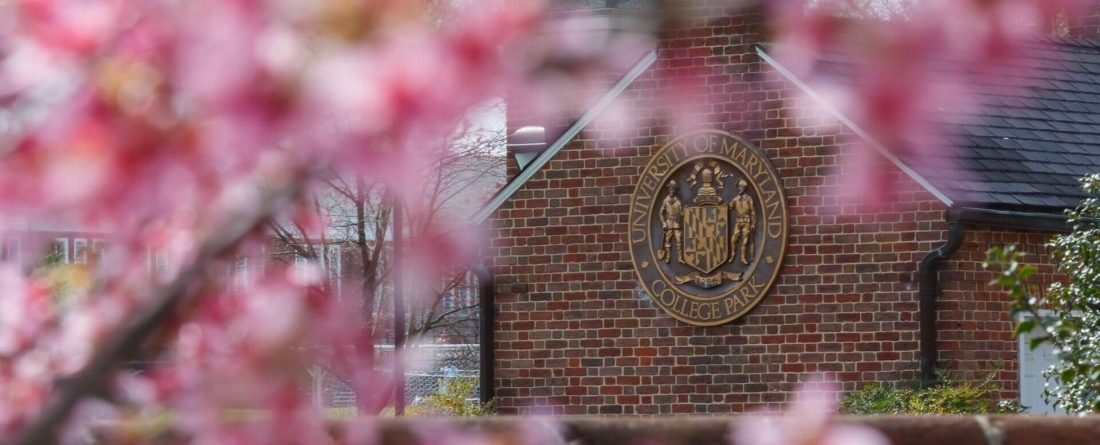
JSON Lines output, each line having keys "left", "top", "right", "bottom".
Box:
{"left": 728, "top": 178, "right": 755, "bottom": 264}
{"left": 658, "top": 180, "right": 684, "bottom": 263}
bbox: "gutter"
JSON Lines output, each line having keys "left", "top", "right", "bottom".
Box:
{"left": 473, "top": 265, "right": 495, "bottom": 404}
{"left": 918, "top": 217, "right": 964, "bottom": 383}
{"left": 918, "top": 207, "right": 1070, "bottom": 382}
{"left": 948, "top": 207, "right": 1071, "bottom": 233}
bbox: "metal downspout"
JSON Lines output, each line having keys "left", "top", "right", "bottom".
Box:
{"left": 473, "top": 265, "right": 495, "bottom": 404}
{"left": 918, "top": 217, "right": 965, "bottom": 383}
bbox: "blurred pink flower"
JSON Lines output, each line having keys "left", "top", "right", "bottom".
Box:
{"left": 732, "top": 379, "right": 890, "bottom": 445}
{"left": 769, "top": 0, "right": 1090, "bottom": 207}
{"left": 2, "top": 0, "right": 1086, "bottom": 442}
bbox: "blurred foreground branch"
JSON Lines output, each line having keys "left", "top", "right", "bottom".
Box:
{"left": 9, "top": 178, "right": 302, "bottom": 445}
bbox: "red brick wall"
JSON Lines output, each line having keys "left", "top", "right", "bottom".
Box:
{"left": 937, "top": 227, "right": 1061, "bottom": 400}
{"left": 1067, "top": 2, "right": 1100, "bottom": 39}
{"left": 485, "top": 4, "right": 1054, "bottom": 414}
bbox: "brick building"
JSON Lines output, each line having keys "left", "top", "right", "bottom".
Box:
{"left": 476, "top": 2, "right": 1100, "bottom": 415}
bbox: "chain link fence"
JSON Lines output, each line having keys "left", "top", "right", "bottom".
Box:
{"left": 303, "top": 344, "right": 481, "bottom": 410}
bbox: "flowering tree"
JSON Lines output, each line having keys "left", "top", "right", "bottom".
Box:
{"left": 0, "top": 0, "right": 533, "bottom": 442}
{"left": 0, "top": 0, "right": 1093, "bottom": 444}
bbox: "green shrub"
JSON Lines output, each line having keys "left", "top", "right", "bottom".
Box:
{"left": 839, "top": 372, "right": 1024, "bottom": 415}
{"left": 408, "top": 377, "right": 494, "bottom": 417}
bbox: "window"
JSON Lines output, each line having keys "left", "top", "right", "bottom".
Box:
{"left": 294, "top": 245, "right": 343, "bottom": 294}
{"left": 232, "top": 257, "right": 249, "bottom": 290}
{"left": 73, "top": 238, "right": 87, "bottom": 264}
{"left": 294, "top": 250, "right": 309, "bottom": 269}
{"left": 148, "top": 249, "right": 167, "bottom": 277}
{"left": 52, "top": 238, "right": 68, "bottom": 264}
{"left": 90, "top": 239, "right": 105, "bottom": 266}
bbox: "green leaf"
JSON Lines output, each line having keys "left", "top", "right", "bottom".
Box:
{"left": 1014, "top": 320, "right": 1037, "bottom": 337}
{"left": 1061, "top": 368, "right": 1077, "bottom": 383}
{"left": 1029, "top": 335, "right": 1050, "bottom": 350}
{"left": 1018, "top": 265, "right": 1037, "bottom": 281}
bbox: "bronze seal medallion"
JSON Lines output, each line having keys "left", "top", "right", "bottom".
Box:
{"left": 629, "top": 130, "right": 788, "bottom": 326}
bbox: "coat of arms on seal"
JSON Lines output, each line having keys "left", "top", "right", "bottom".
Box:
{"left": 629, "top": 130, "right": 788, "bottom": 326}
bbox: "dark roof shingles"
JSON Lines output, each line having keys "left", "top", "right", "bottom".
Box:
{"left": 909, "top": 39, "right": 1100, "bottom": 211}
{"left": 800, "top": 38, "right": 1100, "bottom": 212}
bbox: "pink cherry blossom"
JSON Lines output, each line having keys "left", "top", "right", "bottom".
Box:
{"left": 770, "top": 0, "right": 1090, "bottom": 206}
{"left": 732, "top": 378, "right": 890, "bottom": 445}
{"left": 0, "top": 0, "right": 1076, "bottom": 443}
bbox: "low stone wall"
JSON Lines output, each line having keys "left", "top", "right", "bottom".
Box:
{"left": 94, "top": 415, "right": 1100, "bottom": 444}
{"left": 363, "top": 416, "right": 1100, "bottom": 445}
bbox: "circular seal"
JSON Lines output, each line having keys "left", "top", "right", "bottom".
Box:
{"left": 629, "top": 130, "right": 788, "bottom": 326}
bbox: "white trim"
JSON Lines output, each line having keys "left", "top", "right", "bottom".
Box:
{"left": 472, "top": 49, "right": 659, "bottom": 224}
{"left": 755, "top": 46, "right": 954, "bottom": 207}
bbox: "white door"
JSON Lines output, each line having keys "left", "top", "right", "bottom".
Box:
{"left": 1018, "top": 321, "right": 1066, "bottom": 414}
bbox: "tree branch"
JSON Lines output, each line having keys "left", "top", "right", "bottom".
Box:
{"left": 11, "top": 180, "right": 300, "bottom": 445}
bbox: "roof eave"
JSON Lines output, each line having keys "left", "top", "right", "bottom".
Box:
{"left": 948, "top": 206, "right": 1071, "bottom": 233}
{"left": 472, "top": 48, "right": 659, "bottom": 224}
{"left": 754, "top": 45, "right": 955, "bottom": 208}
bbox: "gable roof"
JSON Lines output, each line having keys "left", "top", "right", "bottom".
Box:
{"left": 933, "top": 37, "right": 1100, "bottom": 211}
{"left": 476, "top": 38, "right": 1100, "bottom": 224}
{"left": 763, "top": 37, "right": 1100, "bottom": 214}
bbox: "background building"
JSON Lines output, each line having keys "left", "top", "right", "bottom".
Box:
{"left": 479, "top": 1, "right": 1100, "bottom": 415}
